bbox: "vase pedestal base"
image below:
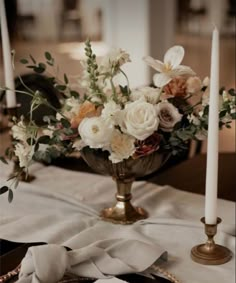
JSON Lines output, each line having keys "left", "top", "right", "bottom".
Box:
{"left": 100, "top": 201, "right": 148, "bottom": 225}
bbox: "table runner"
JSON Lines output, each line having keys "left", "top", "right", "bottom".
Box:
{"left": 0, "top": 163, "right": 235, "bottom": 283}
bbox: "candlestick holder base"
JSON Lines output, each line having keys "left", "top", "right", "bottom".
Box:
{"left": 191, "top": 217, "right": 232, "bottom": 265}
{"left": 7, "top": 106, "right": 35, "bottom": 183}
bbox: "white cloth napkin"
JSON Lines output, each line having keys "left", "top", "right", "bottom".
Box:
{"left": 17, "top": 238, "right": 166, "bottom": 283}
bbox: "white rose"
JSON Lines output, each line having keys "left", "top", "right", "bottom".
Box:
{"left": 109, "top": 130, "right": 135, "bottom": 163}
{"left": 101, "top": 100, "right": 121, "bottom": 124}
{"left": 12, "top": 120, "right": 28, "bottom": 142}
{"left": 130, "top": 86, "right": 161, "bottom": 104}
{"left": 118, "top": 100, "right": 159, "bottom": 140}
{"left": 14, "top": 143, "right": 34, "bottom": 168}
{"left": 78, "top": 116, "right": 114, "bottom": 149}
{"left": 156, "top": 101, "right": 182, "bottom": 132}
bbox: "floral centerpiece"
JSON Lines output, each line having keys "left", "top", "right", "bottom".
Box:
{"left": 0, "top": 40, "right": 235, "bottom": 210}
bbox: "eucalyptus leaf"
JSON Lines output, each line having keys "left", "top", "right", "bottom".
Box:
{"left": 64, "top": 74, "right": 69, "bottom": 84}
{"left": 0, "top": 156, "right": 8, "bottom": 164}
{"left": 8, "top": 189, "right": 13, "bottom": 203}
{"left": 70, "top": 90, "right": 80, "bottom": 98}
{"left": 37, "top": 135, "right": 51, "bottom": 144}
{"left": 45, "top": 51, "right": 52, "bottom": 61}
{"left": 63, "top": 128, "right": 74, "bottom": 135}
{"left": 47, "top": 61, "right": 54, "bottom": 66}
{"left": 29, "top": 54, "right": 36, "bottom": 64}
{"left": 219, "top": 87, "right": 225, "bottom": 95}
{"left": 203, "top": 105, "right": 209, "bottom": 116}
{"left": 56, "top": 85, "right": 67, "bottom": 91}
{"left": 33, "top": 150, "right": 51, "bottom": 163}
{"left": 228, "top": 88, "right": 236, "bottom": 96}
{"left": 39, "top": 62, "right": 46, "bottom": 69}
{"left": 27, "top": 65, "right": 36, "bottom": 69}
{"left": 48, "top": 147, "right": 61, "bottom": 159}
{"left": 20, "top": 58, "right": 29, "bottom": 64}
{"left": 13, "top": 178, "right": 19, "bottom": 190}
{"left": 231, "top": 113, "right": 236, "bottom": 119}
{"left": 0, "top": 186, "right": 8, "bottom": 195}
{"left": 219, "top": 110, "right": 227, "bottom": 118}
{"left": 60, "top": 118, "right": 71, "bottom": 128}
{"left": 33, "top": 66, "right": 45, "bottom": 74}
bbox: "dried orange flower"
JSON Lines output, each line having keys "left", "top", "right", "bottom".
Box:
{"left": 164, "top": 77, "right": 187, "bottom": 97}
{"left": 71, "top": 101, "right": 100, "bottom": 128}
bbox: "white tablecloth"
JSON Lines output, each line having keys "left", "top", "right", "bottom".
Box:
{"left": 0, "top": 162, "right": 235, "bottom": 283}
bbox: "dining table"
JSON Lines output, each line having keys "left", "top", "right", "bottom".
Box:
{"left": 0, "top": 153, "right": 235, "bottom": 283}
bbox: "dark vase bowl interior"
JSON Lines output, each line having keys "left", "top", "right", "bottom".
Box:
{"left": 80, "top": 147, "right": 170, "bottom": 180}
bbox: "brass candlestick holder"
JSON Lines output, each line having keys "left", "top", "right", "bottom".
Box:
{"left": 7, "top": 106, "right": 35, "bottom": 182}
{"left": 191, "top": 217, "right": 232, "bottom": 265}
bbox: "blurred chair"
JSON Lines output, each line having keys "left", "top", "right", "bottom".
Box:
{"left": 59, "top": 0, "right": 81, "bottom": 40}
{"left": 16, "top": 0, "right": 36, "bottom": 41}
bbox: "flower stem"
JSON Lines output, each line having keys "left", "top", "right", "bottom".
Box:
{"left": 119, "top": 68, "right": 131, "bottom": 94}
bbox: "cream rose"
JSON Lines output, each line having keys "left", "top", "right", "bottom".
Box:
{"left": 78, "top": 116, "right": 114, "bottom": 149}
{"left": 118, "top": 100, "right": 159, "bottom": 140}
{"left": 109, "top": 130, "right": 135, "bottom": 163}
{"left": 156, "top": 101, "right": 182, "bottom": 132}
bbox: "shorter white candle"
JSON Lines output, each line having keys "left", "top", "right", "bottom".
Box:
{"left": 205, "top": 27, "right": 219, "bottom": 225}
{"left": 0, "top": 0, "right": 16, "bottom": 108}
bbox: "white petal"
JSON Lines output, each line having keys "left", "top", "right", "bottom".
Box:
{"left": 143, "top": 56, "right": 164, "bottom": 72}
{"left": 164, "top": 46, "right": 184, "bottom": 68}
{"left": 153, "top": 73, "right": 172, "bottom": 87}
{"left": 171, "top": 65, "right": 196, "bottom": 77}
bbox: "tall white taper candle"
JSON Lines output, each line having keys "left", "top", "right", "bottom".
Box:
{"left": 0, "top": 0, "right": 16, "bottom": 108}
{"left": 205, "top": 27, "right": 219, "bottom": 224}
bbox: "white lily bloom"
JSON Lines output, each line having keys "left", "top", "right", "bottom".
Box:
{"left": 144, "top": 45, "right": 195, "bottom": 87}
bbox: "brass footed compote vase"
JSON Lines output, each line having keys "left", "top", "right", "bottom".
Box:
{"left": 81, "top": 148, "right": 169, "bottom": 224}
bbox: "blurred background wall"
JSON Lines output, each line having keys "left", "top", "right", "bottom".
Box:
{"left": 0, "top": 0, "right": 235, "bottom": 153}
